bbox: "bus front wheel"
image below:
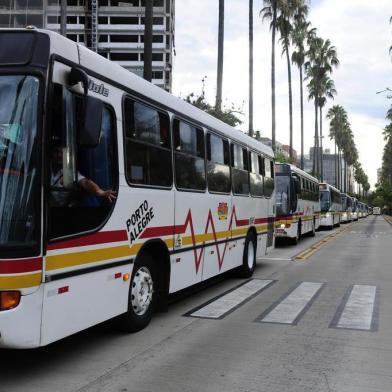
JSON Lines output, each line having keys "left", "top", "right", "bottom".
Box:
{"left": 236, "top": 232, "right": 256, "bottom": 278}
{"left": 119, "top": 252, "right": 157, "bottom": 333}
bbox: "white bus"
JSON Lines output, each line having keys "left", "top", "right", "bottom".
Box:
{"left": 0, "top": 29, "right": 275, "bottom": 348}
{"left": 319, "top": 183, "right": 342, "bottom": 229}
{"left": 340, "top": 193, "right": 353, "bottom": 223}
{"left": 373, "top": 207, "right": 381, "bottom": 215}
{"left": 275, "top": 164, "right": 320, "bottom": 244}
{"left": 351, "top": 197, "right": 359, "bottom": 221}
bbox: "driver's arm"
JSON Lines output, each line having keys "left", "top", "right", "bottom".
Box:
{"left": 78, "top": 178, "right": 117, "bottom": 203}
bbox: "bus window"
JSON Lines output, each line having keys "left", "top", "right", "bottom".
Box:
{"left": 206, "top": 132, "right": 230, "bottom": 193}
{"left": 250, "top": 152, "right": 263, "bottom": 197}
{"left": 231, "top": 143, "right": 249, "bottom": 195}
{"left": 264, "top": 157, "right": 274, "bottom": 197}
{"left": 174, "top": 119, "right": 206, "bottom": 191}
{"left": 49, "top": 93, "right": 118, "bottom": 240}
{"left": 124, "top": 99, "right": 172, "bottom": 187}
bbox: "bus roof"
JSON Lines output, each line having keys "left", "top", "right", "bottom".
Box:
{"left": 275, "top": 163, "right": 319, "bottom": 183}
{"left": 319, "top": 182, "right": 341, "bottom": 194}
{"left": 31, "top": 28, "right": 274, "bottom": 159}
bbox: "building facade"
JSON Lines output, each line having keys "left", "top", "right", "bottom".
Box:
{"left": 0, "top": 0, "right": 175, "bottom": 91}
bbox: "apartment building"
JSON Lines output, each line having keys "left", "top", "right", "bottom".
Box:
{"left": 0, "top": 0, "right": 175, "bottom": 91}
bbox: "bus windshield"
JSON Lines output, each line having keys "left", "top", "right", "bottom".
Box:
{"left": 0, "top": 75, "right": 40, "bottom": 252}
{"left": 320, "top": 191, "right": 330, "bottom": 212}
{"left": 276, "top": 175, "right": 290, "bottom": 216}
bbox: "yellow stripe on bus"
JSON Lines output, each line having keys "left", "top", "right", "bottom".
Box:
{"left": 46, "top": 244, "right": 139, "bottom": 271}
{"left": 0, "top": 273, "right": 42, "bottom": 290}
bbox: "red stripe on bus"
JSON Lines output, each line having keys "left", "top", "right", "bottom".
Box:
{"left": 0, "top": 257, "right": 42, "bottom": 274}
{"left": 47, "top": 230, "right": 129, "bottom": 250}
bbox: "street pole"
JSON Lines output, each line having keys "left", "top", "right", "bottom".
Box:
{"left": 143, "top": 0, "right": 153, "bottom": 82}
{"left": 60, "top": 0, "right": 67, "bottom": 37}
{"left": 216, "top": 0, "right": 224, "bottom": 111}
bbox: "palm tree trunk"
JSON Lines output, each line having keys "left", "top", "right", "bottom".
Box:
{"left": 285, "top": 45, "right": 293, "bottom": 160}
{"left": 319, "top": 106, "right": 323, "bottom": 181}
{"left": 313, "top": 100, "right": 319, "bottom": 177}
{"left": 334, "top": 141, "right": 337, "bottom": 187}
{"left": 216, "top": 0, "right": 224, "bottom": 111}
{"left": 143, "top": 0, "right": 153, "bottom": 81}
{"left": 271, "top": 2, "right": 277, "bottom": 153}
{"left": 344, "top": 160, "right": 348, "bottom": 192}
{"left": 248, "top": 0, "right": 253, "bottom": 137}
{"left": 300, "top": 65, "right": 304, "bottom": 170}
{"left": 337, "top": 148, "right": 341, "bottom": 189}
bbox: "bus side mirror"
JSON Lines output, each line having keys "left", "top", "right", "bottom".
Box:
{"left": 78, "top": 96, "right": 103, "bottom": 147}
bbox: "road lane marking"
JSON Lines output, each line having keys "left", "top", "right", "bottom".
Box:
{"left": 294, "top": 223, "right": 353, "bottom": 261}
{"left": 330, "top": 285, "right": 379, "bottom": 331}
{"left": 256, "top": 282, "right": 324, "bottom": 325}
{"left": 185, "top": 279, "right": 275, "bottom": 319}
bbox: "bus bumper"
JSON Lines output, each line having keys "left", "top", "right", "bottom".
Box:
{"left": 319, "top": 214, "right": 333, "bottom": 228}
{"left": 0, "top": 287, "right": 43, "bottom": 349}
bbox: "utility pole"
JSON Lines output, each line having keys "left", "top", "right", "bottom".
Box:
{"left": 60, "top": 0, "right": 67, "bottom": 37}
{"left": 143, "top": 0, "right": 153, "bottom": 82}
{"left": 215, "top": 0, "right": 224, "bottom": 111}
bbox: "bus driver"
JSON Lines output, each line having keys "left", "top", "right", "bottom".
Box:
{"left": 50, "top": 145, "right": 116, "bottom": 206}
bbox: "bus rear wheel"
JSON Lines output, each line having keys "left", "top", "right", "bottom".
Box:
{"left": 236, "top": 232, "right": 256, "bottom": 278}
{"left": 119, "top": 252, "right": 157, "bottom": 333}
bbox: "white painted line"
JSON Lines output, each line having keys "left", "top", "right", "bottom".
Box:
{"left": 336, "top": 285, "right": 377, "bottom": 330}
{"left": 259, "top": 282, "right": 323, "bottom": 324}
{"left": 189, "top": 279, "right": 274, "bottom": 319}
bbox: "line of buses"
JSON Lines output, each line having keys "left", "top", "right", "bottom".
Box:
{"left": 274, "top": 163, "right": 371, "bottom": 244}
{"left": 0, "top": 29, "right": 372, "bottom": 348}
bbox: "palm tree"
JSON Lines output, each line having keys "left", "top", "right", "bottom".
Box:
{"left": 318, "top": 75, "right": 337, "bottom": 181}
{"left": 292, "top": 16, "right": 314, "bottom": 169}
{"left": 305, "top": 36, "right": 339, "bottom": 177}
{"left": 261, "top": 0, "right": 281, "bottom": 153}
{"left": 277, "top": 0, "right": 305, "bottom": 160}
{"left": 216, "top": 0, "right": 225, "bottom": 111}
{"left": 327, "top": 105, "right": 347, "bottom": 188}
{"left": 249, "top": 0, "right": 254, "bottom": 137}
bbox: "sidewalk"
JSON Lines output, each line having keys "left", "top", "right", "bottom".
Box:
{"left": 384, "top": 215, "right": 392, "bottom": 225}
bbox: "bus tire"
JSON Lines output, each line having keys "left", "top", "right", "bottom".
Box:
{"left": 309, "top": 219, "right": 316, "bottom": 237}
{"left": 119, "top": 252, "right": 157, "bottom": 333}
{"left": 236, "top": 232, "right": 256, "bottom": 278}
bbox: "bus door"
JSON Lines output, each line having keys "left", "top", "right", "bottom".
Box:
{"left": 202, "top": 133, "right": 233, "bottom": 280}
{"left": 171, "top": 119, "right": 206, "bottom": 291}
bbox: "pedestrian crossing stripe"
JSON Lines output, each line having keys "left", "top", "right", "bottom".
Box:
{"left": 184, "top": 279, "right": 276, "bottom": 319}
{"left": 329, "top": 284, "right": 379, "bottom": 331}
{"left": 255, "top": 282, "right": 325, "bottom": 325}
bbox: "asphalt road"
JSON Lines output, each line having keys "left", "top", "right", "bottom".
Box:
{"left": 1, "top": 216, "right": 391, "bottom": 392}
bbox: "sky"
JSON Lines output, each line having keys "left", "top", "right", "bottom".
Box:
{"left": 172, "top": 0, "right": 392, "bottom": 188}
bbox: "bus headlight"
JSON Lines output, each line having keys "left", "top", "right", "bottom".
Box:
{"left": 280, "top": 223, "right": 286, "bottom": 229}
{"left": 0, "top": 291, "right": 21, "bottom": 311}
{"left": 325, "top": 213, "right": 331, "bottom": 218}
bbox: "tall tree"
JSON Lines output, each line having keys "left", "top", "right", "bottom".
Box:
{"left": 216, "top": 0, "right": 225, "bottom": 111}
{"left": 305, "top": 36, "right": 339, "bottom": 178}
{"left": 261, "top": 0, "right": 280, "bottom": 153}
{"left": 318, "top": 75, "right": 336, "bottom": 181}
{"left": 292, "top": 16, "right": 314, "bottom": 169}
{"left": 249, "top": 0, "right": 254, "bottom": 136}
{"left": 143, "top": 0, "right": 153, "bottom": 82}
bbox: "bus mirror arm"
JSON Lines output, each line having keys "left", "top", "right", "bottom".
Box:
{"left": 67, "top": 68, "right": 103, "bottom": 147}
{"left": 69, "top": 67, "right": 89, "bottom": 96}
